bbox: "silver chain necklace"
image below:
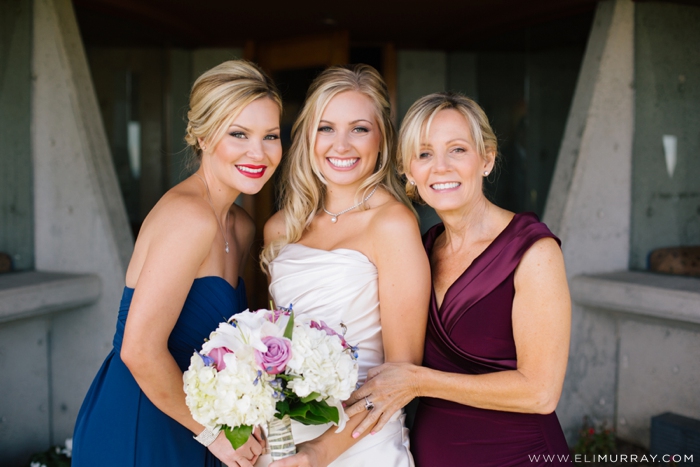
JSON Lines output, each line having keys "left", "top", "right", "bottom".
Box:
{"left": 194, "top": 173, "right": 230, "bottom": 253}
{"left": 322, "top": 185, "right": 378, "bottom": 224}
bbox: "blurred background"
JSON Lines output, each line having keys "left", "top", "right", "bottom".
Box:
{"left": 1, "top": 0, "right": 698, "bottom": 465}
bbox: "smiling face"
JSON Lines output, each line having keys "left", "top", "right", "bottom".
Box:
{"left": 203, "top": 97, "right": 282, "bottom": 195}
{"left": 408, "top": 109, "right": 494, "bottom": 214}
{"left": 313, "top": 90, "right": 382, "bottom": 190}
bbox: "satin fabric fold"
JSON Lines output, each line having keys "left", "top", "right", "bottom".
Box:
{"left": 411, "top": 212, "right": 571, "bottom": 467}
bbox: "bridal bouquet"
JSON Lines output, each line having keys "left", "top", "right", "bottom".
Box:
{"left": 183, "top": 306, "right": 358, "bottom": 459}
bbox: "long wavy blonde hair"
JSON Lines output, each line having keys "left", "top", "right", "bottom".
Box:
{"left": 261, "top": 64, "right": 411, "bottom": 272}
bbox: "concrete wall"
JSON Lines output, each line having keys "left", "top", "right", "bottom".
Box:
{"left": 630, "top": 2, "right": 700, "bottom": 269}
{"left": 570, "top": 272, "right": 700, "bottom": 448}
{"left": 0, "top": 0, "right": 33, "bottom": 271}
{"left": 543, "top": 0, "right": 635, "bottom": 443}
{"left": 33, "top": 0, "right": 133, "bottom": 440}
{"left": 0, "top": 0, "right": 132, "bottom": 463}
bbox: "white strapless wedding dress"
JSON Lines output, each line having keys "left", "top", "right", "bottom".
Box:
{"left": 255, "top": 243, "right": 413, "bottom": 467}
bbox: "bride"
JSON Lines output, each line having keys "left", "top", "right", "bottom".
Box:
{"left": 259, "top": 65, "right": 430, "bottom": 467}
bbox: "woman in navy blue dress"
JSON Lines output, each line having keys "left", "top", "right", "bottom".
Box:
{"left": 73, "top": 60, "right": 283, "bottom": 467}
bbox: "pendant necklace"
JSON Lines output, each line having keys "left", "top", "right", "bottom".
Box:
{"left": 322, "top": 185, "right": 378, "bottom": 224}
{"left": 194, "top": 173, "right": 230, "bottom": 253}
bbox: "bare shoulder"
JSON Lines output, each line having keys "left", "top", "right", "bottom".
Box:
{"left": 368, "top": 198, "right": 419, "bottom": 240}
{"left": 142, "top": 187, "right": 219, "bottom": 246}
{"left": 366, "top": 198, "right": 422, "bottom": 265}
{"left": 263, "top": 210, "right": 287, "bottom": 246}
{"left": 515, "top": 236, "right": 566, "bottom": 286}
{"left": 126, "top": 187, "right": 217, "bottom": 284}
{"left": 520, "top": 237, "right": 563, "bottom": 267}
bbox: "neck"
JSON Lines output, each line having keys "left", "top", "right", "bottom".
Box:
{"left": 436, "top": 196, "right": 492, "bottom": 253}
{"left": 196, "top": 168, "right": 239, "bottom": 220}
{"left": 323, "top": 181, "right": 368, "bottom": 212}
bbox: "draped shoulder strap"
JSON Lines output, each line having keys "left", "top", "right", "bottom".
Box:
{"left": 427, "top": 213, "right": 560, "bottom": 362}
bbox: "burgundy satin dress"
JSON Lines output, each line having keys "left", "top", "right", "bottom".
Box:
{"left": 411, "top": 212, "right": 572, "bottom": 467}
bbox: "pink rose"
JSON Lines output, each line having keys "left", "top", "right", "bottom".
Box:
{"left": 208, "top": 347, "right": 234, "bottom": 371}
{"left": 255, "top": 336, "right": 292, "bottom": 375}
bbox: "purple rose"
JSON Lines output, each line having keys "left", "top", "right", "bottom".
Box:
{"left": 255, "top": 336, "right": 292, "bottom": 375}
{"left": 208, "top": 347, "right": 234, "bottom": 371}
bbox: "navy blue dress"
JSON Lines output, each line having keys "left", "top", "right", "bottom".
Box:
{"left": 73, "top": 276, "right": 247, "bottom": 467}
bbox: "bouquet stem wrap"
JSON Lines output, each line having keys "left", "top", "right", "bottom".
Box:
{"left": 268, "top": 415, "right": 295, "bottom": 461}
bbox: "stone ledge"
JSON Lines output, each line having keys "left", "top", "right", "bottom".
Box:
{"left": 0, "top": 271, "right": 101, "bottom": 323}
{"left": 570, "top": 271, "right": 700, "bottom": 324}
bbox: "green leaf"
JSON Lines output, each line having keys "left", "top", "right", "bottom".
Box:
{"left": 287, "top": 400, "right": 339, "bottom": 425}
{"left": 224, "top": 425, "right": 253, "bottom": 450}
{"left": 283, "top": 309, "right": 295, "bottom": 339}
{"left": 276, "top": 399, "right": 291, "bottom": 418}
{"left": 308, "top": 400, "right": 339, "bottom": 424}
{"left": 300, "top": 392, "right": 321, "bottom": 403}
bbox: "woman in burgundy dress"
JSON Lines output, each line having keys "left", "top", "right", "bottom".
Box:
{"left": 345, "top": 92, "right": 572, "bottom": 466}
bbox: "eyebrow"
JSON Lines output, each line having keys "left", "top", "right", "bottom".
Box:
{"left": 318, "top": 119, "right": 374, "bottom": 125}
{"left": 229, "top": 124, "right": 280, "bottom": 132}
{"left": 445, "top": 138, "right": 472, "bottom": 145}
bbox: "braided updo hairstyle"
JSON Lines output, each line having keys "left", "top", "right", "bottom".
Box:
{"left": 184, "top": 60, "right": 282, "bottom": 166}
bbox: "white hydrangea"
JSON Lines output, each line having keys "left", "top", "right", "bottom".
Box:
{"left": 183, "top": 351, "right": 277, "bottom": 429}
{"left": 286, "top": 325, "right": 358, "bottom": 402}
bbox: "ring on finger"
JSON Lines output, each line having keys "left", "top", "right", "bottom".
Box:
{"left": 364, "top": 396, "right": 374, "bottom": 411}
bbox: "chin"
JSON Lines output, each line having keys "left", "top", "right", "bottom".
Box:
{"left": 424, "top": 199, "right": 465, "bottom": 213}
{"left": 236, "top": 177, "right": 272, "bottom": 195}
{"left": 322, "top": 171, "right": 372, "bottom": 187}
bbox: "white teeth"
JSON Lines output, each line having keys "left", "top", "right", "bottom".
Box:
{"left": 431, "top": 182, "right": 461, "bottom": 190}
{"left": 237, "top": 166, "right": 263, "bottom": 173}
{"left": 328, "top": 158, "right": 358, "bottom": 168}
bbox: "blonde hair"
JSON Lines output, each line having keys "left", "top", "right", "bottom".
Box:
{"left": 261, "top": 64, "right": 411, "bottom": 272}
{"left": 397, "top": 92, "right": 498, "bottom": 202}
{"left": 185, "top": 60, "right": 282, "bottom": 166}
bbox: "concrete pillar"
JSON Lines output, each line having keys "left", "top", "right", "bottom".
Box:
{"left": 543, "top": 0, "right": 634, "bottom": 441}
{"left": 32, "top": 0, "right": 132, "bottom": 446}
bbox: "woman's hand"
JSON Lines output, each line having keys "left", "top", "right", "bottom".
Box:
{"left": 344, "top": 362, "right": 421, "bottom": 438}
{"left": 269, "top": 441, "right": 327, "bottom": 467}
{"left": 208, "top": 426, "right": 265, "bottom": 467}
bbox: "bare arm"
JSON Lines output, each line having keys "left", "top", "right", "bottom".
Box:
{"left": 347, "top": 237, "right": 571, "bottom": 434}
{"left": 372, "top": 205, "right": 431, "bottom": 366}
{"left": 120, "top": 200, "right": 260, "bottom": 466}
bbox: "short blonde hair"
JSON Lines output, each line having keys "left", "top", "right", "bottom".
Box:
{"left": 185, "top": 60, "right": 281, "bottom": 164}
{"left": 397, "top": 92, "right": 498, "bottom": 201}
{"left": 261, "top": 64, "right": 411, "bottom": 271}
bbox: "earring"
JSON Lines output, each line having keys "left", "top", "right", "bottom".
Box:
{"left": 483, "top": 171, "right": 489, "bottom": 176}
{"left": 409, "top": 180, "right": 416, "bottom": 186}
